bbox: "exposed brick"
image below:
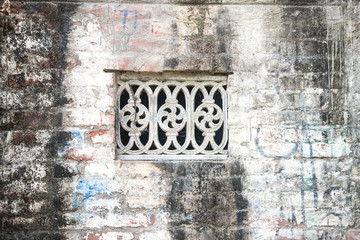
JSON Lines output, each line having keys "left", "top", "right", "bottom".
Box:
{"left": 108, "top": 6, "right": 152, "bottom": 21}
{"left": 89, "top": 130, "right": 114, "bottom": 144}
{"left": 129, "top": 38, "right": 168, "bottom": 52}
{"left": 136, "top": 56, "right": 163, "bottom": 72}
{"left": 113, "top": 21, "right": 126, "bottom": 33}
{"left": 67, "top": 54, "right": 82, "bottom": 70}
{"left": 99, "top": 21, "right": 111, "bottom": 35}
{"left": 35, "top": 54, "right": 63, "bottom": 69}
{"left": 8, "top": 72, "right": 55, "bottom": 88}
{"left": 8, "top": 73, "right": 26, "bottom": 88}
{"left": 347, "top": 230, "right": 360, "bottom": 240}
{"left": 12, "top": 131, "right": 36, "bottom": 145}
{"left": 66, "top": 146, "right": 96, "bottom": 161}
{"left": 77, "top": 5, "right": 105, "bottom": 18}
{"left": 12, "top": 111, "right": 62, "bottom": 129}
{"left": 16, "top": 55, "right": 29, "bottom": 69}
{"left": 0, "top": 16, "right": 14, "bottom": 35}
{"left": 116, "top": 57, "right": 133, "bottom": 70}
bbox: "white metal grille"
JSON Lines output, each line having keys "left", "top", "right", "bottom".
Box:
{"left": 115, "top": 72, "right": 228, "bottom": 159}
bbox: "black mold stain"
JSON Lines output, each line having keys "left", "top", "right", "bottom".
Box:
{"left": 165, "top": 58, "right": 179, "bottom": 69}
{"left": 212, "top": 7, "right": 232, "bottom": 71}
{"left": 158, "top": 161, "right": 248, "bottom": 239}
{"left": 229, "top": 162, "right": 249, "bottom": 238}
{"left": 45, "top": 131, "right": 73, "bottom": 158}
{"left": 277, "top": 6, "right": 345, "bottom": 126}
{"left": 171, "top": 22, "right": 178, "bottom": 34}
{"left": 8, "top": 73, "right": 26, "bottom": 87}
{"left": 0, "top": 231, "right": 66, "bottom": 240}
{"left": 166, "top": 5, "right": 233, "bottom": 72}
{"left": 265, "top": 5, "right": 348, "bottom": 232}
{"left": 54, "top": 163, "right": 75, "bottom": 178}
{"left": 1, "top": 2, "right": 78, "bottom": 238}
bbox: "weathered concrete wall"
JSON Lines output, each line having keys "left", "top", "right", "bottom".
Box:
{"left": 1, "top": 0, "right": 359, "bottom": 239}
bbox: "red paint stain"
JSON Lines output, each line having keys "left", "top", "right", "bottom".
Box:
{"left": 66, "top": 147, "right": 95, "bottom": 161}
{"left": 151, "top": 25, "right": 162, "bottom": 35}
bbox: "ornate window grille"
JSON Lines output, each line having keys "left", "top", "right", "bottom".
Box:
{"left": 115, "top": 72, "right": 229, "bottom": 160}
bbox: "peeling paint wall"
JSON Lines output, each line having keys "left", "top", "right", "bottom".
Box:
{"left": 1, "top": 0, "right": 360, "bottom": 239}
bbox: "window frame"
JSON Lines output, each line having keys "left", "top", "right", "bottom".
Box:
{"left": 112, "top": 71, "right": 231, "bottom": 161}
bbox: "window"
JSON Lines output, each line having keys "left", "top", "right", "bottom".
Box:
{"left": 115, "top": 71, "right": 229, "bottom": 160}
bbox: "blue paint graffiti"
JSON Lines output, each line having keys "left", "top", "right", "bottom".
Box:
{"left": 255, "top": 128, "right": 300, "bottom": 159}
{"left": 76, "top": 178, "right": 108, "bottom": 196}
{"left": 73, "top": 197, "right": 79, "bottom": 209}
{"left": 73, "top": 178, "right": 109, "bottom": 209}
{"left": 120, "top": 10, "right": 131, "bottom": 29}
{"left": 71, "top": 131, "right": 83, "bottom": 145}
{"left": 57, "top": 130, "right": 84, "bottom": 157}
{"left": 255, "top": 57, "right": 349, "bottom": 159}
{"left": 115, "top": 10, "right": 151, "bottom": 30}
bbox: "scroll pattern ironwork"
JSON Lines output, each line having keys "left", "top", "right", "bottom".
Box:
{"left": 116, "top": 80, "right": 228, "bottom": 155}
